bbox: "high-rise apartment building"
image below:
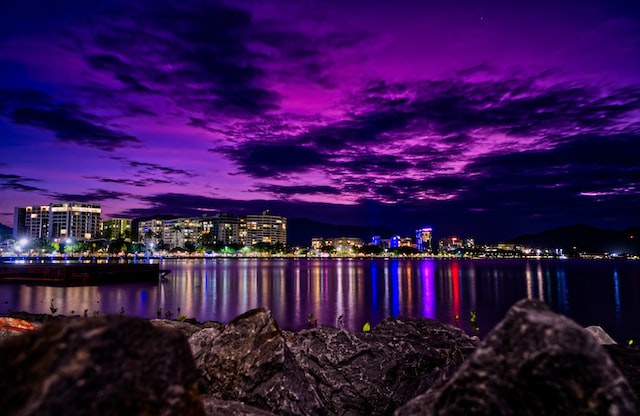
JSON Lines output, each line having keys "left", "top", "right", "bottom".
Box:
{"left": 138, "top": 219, "right": 165, "bottom": 244}
{"left": 49, "top": 202, "right": 101, "bottom": 241}
{"left": 245, "top": 211, "right": 287, "bottom": 246}
{"left": 415, "top": 227, "right": 433, "bottom": 252}
{"left": 163, "top": 217, "right": 202, "bottom": 249}
{"left": 14, "top": 202, "right": 101, "bottom": 242}
{"left": 102, "top": 218, "right": 132, "bottom": 241}
{"left": 202, "top": 214, "right": 241, "bottom": 245}
{"left": 13, "top": 205, "right": 50, "bottom": 240}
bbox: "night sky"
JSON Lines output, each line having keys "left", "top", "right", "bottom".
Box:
{"left": 1, "top": 0, "right": 639, "bottom": 242}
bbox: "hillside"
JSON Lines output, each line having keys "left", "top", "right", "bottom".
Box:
{"left": 0, "top": 223, "right": 12, "bottom": 241}
{"left": 287, "top": 218, "right": 393, "bottom": 246}
{"left": 510, "top": 224, "right": 640, "bottom": 255}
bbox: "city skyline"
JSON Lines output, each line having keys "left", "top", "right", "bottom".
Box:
{"left": 1, "top": 1, "right": 639, "bottom": 242}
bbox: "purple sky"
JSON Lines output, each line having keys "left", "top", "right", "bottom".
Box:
{"left": 1, "top": 0, "right": 639, "bottom": 241}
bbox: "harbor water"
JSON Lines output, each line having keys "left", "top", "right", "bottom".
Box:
{"left": 0, "top": 258, "right": 639, "bottom": 342}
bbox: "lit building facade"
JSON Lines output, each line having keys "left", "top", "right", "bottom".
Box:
{"left": 311, "top": 237, "right": 335, "bottom": 251}
{"left": 163, "top": 217, "right": 203, "bottom": 249}
{"left": 245, "top": 211, "right": 287, "bottom": 246}
{"left": 202, "top": 214, "right": 241, "bottom": 245}
{"left": 13, "top": 205, "right": 50, "bottom": 240}
{"left": 439, "top": 236, "right": 464, "bottom": 251}
{"left": 102, "top": 218, "right": 132, "bottom": 241}
{"left": 48, "top": 202, "right": 101, "bottom": 241}
{"left": 14, "top": 202, "right": 101, "bottom": 242}
{"left": 138, "top": 219, "right": 165, "bottom": 245}
{"left": 333, "top": 237, "right": 364, "bottom": 252}
{"left": 415, "top": 227, "right": 433, "bottom": 252}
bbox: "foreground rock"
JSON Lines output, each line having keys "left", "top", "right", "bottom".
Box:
{"left": 2, "top": 303, "right": 638, "bottom": 416}
{"left": 0, "top": 315, "right": 204, "bottom": 415}
{"left": 605, "top": 345, "right": 640, "bottom": 402}
{"left": 191, "top": 308, "right": 325, "bottom": 416}
{"left": 190, "top": 308, "right": 478, "bottom": 416}
{"left": 288, "top": 317, "right": 477, "bottom": 415}
{"left": 396, "top": 299, "right": 638, "bottom": 415}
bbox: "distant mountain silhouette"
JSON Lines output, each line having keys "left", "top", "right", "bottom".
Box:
{"left": 130, "top": 216, "right": 394, "bottom": 246}
{"left": 509, "top": 224, "right": 640, "bottom": 255}
{"left": 287, "top": 218, "right": 394, "bottom": 246}
{"left": 0, "top": 223, "right": 12, "bottom": 240}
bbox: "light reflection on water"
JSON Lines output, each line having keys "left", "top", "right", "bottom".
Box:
{"left": 1, "top": 258, "right": 639, "bottom": 342}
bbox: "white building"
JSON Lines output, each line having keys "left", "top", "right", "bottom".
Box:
{"left": 14, "top": 202, "right": 101, "bottom": 242}
{"left": 202, "top": 214, "right": 241, "bottom": 245}
{"left": 13, "top": 205, "right": 50, "bottom": 240}
{"left": 48, "top": 202, "right": 102, "bottom": 241}
{"left": 245, "top": 211, "right": 287, "bottom": 246}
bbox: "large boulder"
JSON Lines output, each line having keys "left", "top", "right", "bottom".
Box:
{"left": 605, "top": 345, "right": 640, "bottom": 403}
{"left": 191, "top": 308, "right": 325, "bottom": 416}
{"left": 396, "top": 299, "right": 637, "bottom": 415}
{"left": 0, "top": 315, "right": 204, "bottom": 415}
{"left": 288, "top": 317, "right": 478, "bottom": 415}
{"left": 202, "top": 399, "right": 278, "bottom": 416}
{"left": 586, "top": 325, "right": 617, "bottom": 345}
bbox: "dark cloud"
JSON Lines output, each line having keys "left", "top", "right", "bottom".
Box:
{"left": 109, "top": 157, "right": 195, "bottom": 181}
{"left": 84, "top": 176, "right": 173, "bottom": 187}
{"left": 216, "top": 143, "right": 328, "bottom": 178}
{"left": 253, "top": 184, "right": 341, "bottom": 197}
{"left": 0, "top": 173, "right": 47, "bottom": 193}
{"left": 70, "top": 0, "right": 281, "bottom": 116}
{"left": 50, "top": 189, "right": 130, "bottom": 202}
{"left": 215, "top": 75, "right": 640, "bottom": 211}
{"left": 11, "top": 107, "right": 139, "bottom": 151}
{"left": 0, "top": 89, "right": 140, "bottom": 151}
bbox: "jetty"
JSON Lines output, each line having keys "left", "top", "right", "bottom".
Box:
{"left": 0, "top": 263, "right": 167, "bottom": 285}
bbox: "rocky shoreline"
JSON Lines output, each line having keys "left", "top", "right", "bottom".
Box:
{"left": 1, "top": 299, "right": 639, "bottom": 415}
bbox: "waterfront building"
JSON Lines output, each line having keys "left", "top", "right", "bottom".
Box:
{"left": 245, "top": 211, "right": 287, "bottom": 246}
{"left": 163, "top": 217, "right": 203, "bottom": 249}
{"left": 371, "top": 235, "right": 412, "bottom": 250}
{"left": 48, "top": 202, "right": 101, "bottom": 241}
{"left": 399, "top": 237, "right": 413, "bottom": 247}
{"left": 138, "top": 219, "right": 165, "bottom": 246}
{"left": 311, "top": 237, "right": 335, "bottom": 251}
{"left": 238, "top": 216, "right": 248, "bottom": 246}
{"left": 13, "top": 205, "right": 50, "bottom": 240}
{"left": 439, "top": 236, "right": 464, "bottom": 251}
{"left": 311, "top": 237, "right": 363, "bottom": 253}
{"left": 415, "top": 227, "right": 433, "bottom": 252}
{"left": 102, "top": 218, "right": 132, "bottom": 241}
{"left": 201, "top": 213, "right": 241, "bottom": 245}
{"left": 14, "top": 202, "right": 101, "bottom": 242}
{"left": 334, "top": 237, "right": 364, "bottom": 252}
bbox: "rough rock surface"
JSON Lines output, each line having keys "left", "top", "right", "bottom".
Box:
{"left": 202, "top": 399, "right": 278, "bottom": 416}
{"left": 150, "top": 318, "right": 210, "bottom": 338}
{"left": 191, "top": 308, "right": 325, "bottom": 416}
{"left": 606, "top": 345, "right": 640, "bottom": 402}
{"left": 586, "top": 325, "right": 617, "bottom": 344}
{"left": 288, "top": 317, "right": 478, "bottom": 415}
{"left": 396, "top": 299, "right": 638, "bottom": 416}
{"left": 0, "top": 315, "right": 204, "bottom": 415}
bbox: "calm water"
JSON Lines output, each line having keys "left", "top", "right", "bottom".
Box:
{"left": 1, "top": 258, "right": 639, "bottom": 342}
